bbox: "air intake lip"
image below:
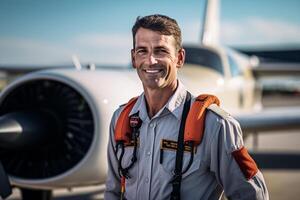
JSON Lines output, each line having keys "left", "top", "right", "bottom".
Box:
{"left": 0, "top": 80, "right": 94, "bottom": 179}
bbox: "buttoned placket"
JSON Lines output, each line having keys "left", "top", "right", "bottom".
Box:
{"left": 148, "top": 118, "right": 157, "bottom": 200}
{"left": 138, "top": 117, "right": 157, "bottom": 200}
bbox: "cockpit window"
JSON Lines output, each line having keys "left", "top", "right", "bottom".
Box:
{"left": 184, "top": 46, "right": 224, "bottom": 75}
{"left": 227, "top": 55, "right": 242, "bottom": 77}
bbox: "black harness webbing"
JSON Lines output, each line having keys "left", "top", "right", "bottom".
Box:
{"left": 170, "top": 92, "right": 191, "bottom": 200}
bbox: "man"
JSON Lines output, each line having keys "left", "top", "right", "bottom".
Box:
{"left": 105, "top": 14, "right": 269, "bottom": 200}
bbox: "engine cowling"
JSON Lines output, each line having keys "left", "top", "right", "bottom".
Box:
{"left": 0, "top": 68, "right": 142, "bottom": 189}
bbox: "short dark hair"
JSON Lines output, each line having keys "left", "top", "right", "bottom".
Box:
{"left": 132, "top": 14, "right": 182, "bottom": 50}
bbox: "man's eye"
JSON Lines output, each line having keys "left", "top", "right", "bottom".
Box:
{"left": 155, "top": 49, "right": 168, "bottom": 55}
{"left": 136, "top": 49, "right": 147, "bottom": 54}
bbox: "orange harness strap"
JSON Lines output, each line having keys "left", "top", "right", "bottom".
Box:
{"left": 114, "top": 97, "right": 138, "bottom": 144}
{"left": 184, "top": 94, "right": 220, "bottom": 145}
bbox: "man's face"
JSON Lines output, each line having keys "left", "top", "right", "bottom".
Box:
{"left": 131, "top": 28, "right": 185, "bottom": 90}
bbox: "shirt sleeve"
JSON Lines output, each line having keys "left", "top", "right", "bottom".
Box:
{"left": 208, "top": 114, "right": 269, "bottom": 200}
{"left": 104, "top": 110, "right": 121, "bottom": 200}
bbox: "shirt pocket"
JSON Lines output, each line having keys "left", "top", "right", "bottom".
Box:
{"left": 159, "top": 149, "right": 203, "bottom": 179}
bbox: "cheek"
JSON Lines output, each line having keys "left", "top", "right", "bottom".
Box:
{"left": 133, "top": 58, "right": 144, "bottom": 69}
{"left": 132, "top": 61, "right": 139, "bottom": 69}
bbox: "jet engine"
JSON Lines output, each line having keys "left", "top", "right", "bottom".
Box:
{"left": 0, "top": 68, "right": 142, "bottom": 190}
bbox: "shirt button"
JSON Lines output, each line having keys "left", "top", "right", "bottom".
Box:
{"left": 149, "top": 123, "right": 154, "bottom": 128}
{"left": 145, "top": 177, "right": 149, "bottom": 183}
{"left": 147, "top": 151, "right": 151, "bottom": 156}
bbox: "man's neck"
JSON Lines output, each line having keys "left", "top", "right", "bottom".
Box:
{"left": 144, "top": 81, "right": 178, "bottom": 119}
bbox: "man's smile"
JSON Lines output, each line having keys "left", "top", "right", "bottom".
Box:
{"left": 143, "top": 69, "right": 164, "bottom": 74}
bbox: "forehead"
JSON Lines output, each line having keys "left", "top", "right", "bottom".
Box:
{"left": 134, "top": 28, "right": 176, "bottom": 48}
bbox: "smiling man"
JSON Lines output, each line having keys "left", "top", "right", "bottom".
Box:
{"left": 131, "top": 23, "right": 185, "bottom": 118}
{"left": 104, "top": 14, "right": 269, "bottom": 200}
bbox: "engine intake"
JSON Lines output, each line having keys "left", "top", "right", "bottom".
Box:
{"left": 0, "top": 79, "right": 94, "bottom": 179}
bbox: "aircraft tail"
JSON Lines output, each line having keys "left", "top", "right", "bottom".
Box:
{"left": 200, "top": 0, "right": 220, "bottom": 45}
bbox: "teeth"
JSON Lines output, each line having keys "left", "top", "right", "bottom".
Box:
{"left": 145, "top": 69, "right": 160, "bottom": 73}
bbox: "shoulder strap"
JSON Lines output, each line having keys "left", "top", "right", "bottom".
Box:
{"left": 170, "top": 91, "right": 191, "bottom": 200}
{"left": 114, "top": 97, "right": 138, "bottom": 144}
{"left": 184, "top": 94, "right": 220, "bottom": 145}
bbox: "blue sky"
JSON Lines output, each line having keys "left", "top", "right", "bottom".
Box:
{"left": 0, "top": 0, "right": 299, "bottom": 66}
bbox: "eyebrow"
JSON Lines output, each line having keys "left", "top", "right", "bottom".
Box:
{"left": 154, "top": 46, "right": 169, "bottom": 50}
{"left": 135, "top": 46, "right": 147, "bottom": 50}
{"left": 135, "top": 45, "right": 169, "bottom": 50}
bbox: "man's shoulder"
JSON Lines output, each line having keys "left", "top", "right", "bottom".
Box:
{"left": 205, "top": 105, "right": 243, "bottom": 153}
{"left": 118, "top": 102, "right": 127, "bottom": 108}
{"left": 115, "top": 96, "right": 139, "bottom": 112}
{"left": 111, "top": 104, "right": 126, "bottom": 124}
{"left": 205, "top": 104, "right": 240, "bottom": 128}
{"left": 111, "top": 96, "right": 139, "bottom": 122}
{"left": 114, "top": 103, "right": 126, "bottom": 115}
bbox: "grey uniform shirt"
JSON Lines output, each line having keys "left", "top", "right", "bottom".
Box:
{"left": 105, "top": 81, "right": 269, "bottom": 200}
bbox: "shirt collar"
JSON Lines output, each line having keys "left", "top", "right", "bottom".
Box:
{"left": 129, "top": 80, "right": 187, "bottom": 120}
{"left": 164, "top": 80, "right": 187, "bottom": 119}
{"left": 129, "top": 94, "right": 148, "bottom": 121}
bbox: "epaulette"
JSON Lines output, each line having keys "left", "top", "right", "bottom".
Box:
{"left": 207, "top": 104, "right": 230, "bottom": 119}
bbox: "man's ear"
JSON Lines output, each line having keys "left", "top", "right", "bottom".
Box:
{"left": 176, "top": 48, "right": 185, "bottom": 69}
{"left": 131, "top": 49, "right": 136, "bottom": 68}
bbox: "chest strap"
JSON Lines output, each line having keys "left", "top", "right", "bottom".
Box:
{"left": 170, "top": 92, "right": 191, "bottom": 200}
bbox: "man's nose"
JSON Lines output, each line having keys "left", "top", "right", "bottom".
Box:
{"left": 146, "top": 54, "right": 158, "bottom": 65}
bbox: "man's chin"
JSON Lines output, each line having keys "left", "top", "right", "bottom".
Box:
{"left": 142, "top": 81, "right": 163, "bottom": 90}
{"left": 143, "top": 84, "right": 161, "bottom": 90}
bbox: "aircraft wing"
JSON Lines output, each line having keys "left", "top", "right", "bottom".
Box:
{"left": 235, "top": 106, "right": 300, "bottom": 134}
{"left": 234, "top": 107, "right": 300, "bottom": 170}
{"left": 252, "top": 62, "right": 300, "bottom": 80}
{"left": 236, "top": 48, "right": 300, "bottom": 63}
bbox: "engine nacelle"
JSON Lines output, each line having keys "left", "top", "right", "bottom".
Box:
{"left": 0, "top": 68, "right": 142, "bottom": 189}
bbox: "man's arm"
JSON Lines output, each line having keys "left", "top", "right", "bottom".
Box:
{"left": 208, "top": 113, "right": 269, "bottom": 200}
{"left": 104, "top": 110, "right": 122, "bottom": 200}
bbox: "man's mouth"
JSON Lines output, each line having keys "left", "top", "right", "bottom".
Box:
{"left": 144, "top": 69, "right": 163, "bottom": 74}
